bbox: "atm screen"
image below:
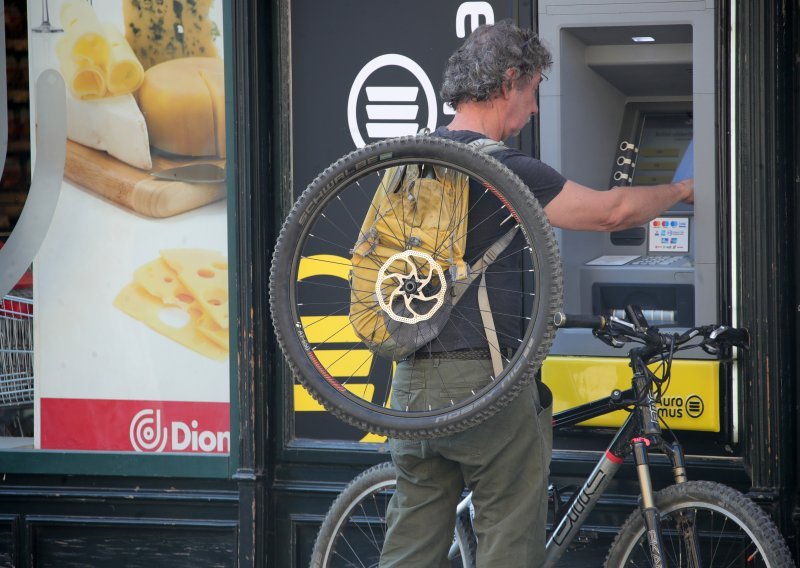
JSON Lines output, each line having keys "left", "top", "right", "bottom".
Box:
{"left": 632, "top": 114, "right": 693, "bottom": 186}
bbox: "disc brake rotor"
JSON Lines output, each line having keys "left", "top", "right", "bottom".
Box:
{"left": 375, "top": 250, "right": 446, "bottom": 324}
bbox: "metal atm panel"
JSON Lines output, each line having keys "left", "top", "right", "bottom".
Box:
{"left": 537, "top": 1, "right": 717, "bottom": 357}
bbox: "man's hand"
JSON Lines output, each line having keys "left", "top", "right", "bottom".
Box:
{"left": 675, "top": 178, "right": 694, "bottom": 204}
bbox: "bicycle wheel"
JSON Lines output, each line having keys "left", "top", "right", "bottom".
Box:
{"left": 270, "top": 135, "right": 562, "bottom": 438}
{"left": 310, "top": 461, "right": 476, "bottom": 568}
{"left": 603, "top": 480, "right": 794, "bottom": 567}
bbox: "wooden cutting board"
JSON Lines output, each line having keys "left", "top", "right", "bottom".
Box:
{"left": 64, "top": 140, "right": 226, "bottom": 218}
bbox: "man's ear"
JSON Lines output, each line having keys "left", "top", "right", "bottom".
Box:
{"left": 501, "top": 68, "right": 519, "bottom": 97}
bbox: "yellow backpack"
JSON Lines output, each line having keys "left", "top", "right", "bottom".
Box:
{"left": 348, "top": 139, "right": 517, "bottom": 371}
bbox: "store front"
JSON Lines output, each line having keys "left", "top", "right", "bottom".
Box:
{"left": 0, "top": 0, "right": 246, "bottom": 564}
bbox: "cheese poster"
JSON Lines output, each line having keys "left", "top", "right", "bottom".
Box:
{"left": 27, "top": 0, "right": 231, "bottom": 453}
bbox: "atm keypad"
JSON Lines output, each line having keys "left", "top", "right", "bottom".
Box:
{"left": 629, "top": 255, "right": 689, "bottom": 266}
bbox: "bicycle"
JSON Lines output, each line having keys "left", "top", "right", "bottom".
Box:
{"left": 270, "top": 135, "right": 563, "bottom": 440}
{"left": 310, "top": 306, "right": 795, "bottom": 567}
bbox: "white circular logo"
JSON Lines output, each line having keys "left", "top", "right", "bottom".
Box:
{"left": 347, "top": 54, "right": 437, "bottom": 148}
{"left": 130, "top": 408, "right": 168, "bottom": 452}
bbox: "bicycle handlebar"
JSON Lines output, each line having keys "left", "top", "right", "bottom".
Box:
{"left": 553, "top": 306, "right": 750, "bottom": 354}
{"left": 552, "top": 312, "right": 607, "bottom": 329}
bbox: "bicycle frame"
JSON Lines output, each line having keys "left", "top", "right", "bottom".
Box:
{"left": 453, "top": 346, "right": 690, "bottom": 567}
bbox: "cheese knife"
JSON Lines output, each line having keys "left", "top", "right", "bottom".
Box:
{"left": 151, "top": 163, "right": 226, "bottom": 184}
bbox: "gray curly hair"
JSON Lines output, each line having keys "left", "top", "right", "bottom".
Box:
{"left": 440, "top": 20, "right": 552, "bottom": 109}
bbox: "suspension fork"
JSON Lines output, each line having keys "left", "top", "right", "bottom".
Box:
{"left": 629, "top": 353, "right": 668, "bottom": 567}
{"left": 662, "top": 441, "right": 704, "bottom": 566}
{"left": 632, "top": 437, "right": 666, "bottom": 568}
{"left": 631, "top": 351, "right": 702, "bottom": 567}
{"left": 664, "top": 441, "right": 688, "bottom": 484}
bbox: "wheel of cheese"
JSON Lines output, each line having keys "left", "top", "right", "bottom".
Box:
{"left": 137, "top": 57, "right": 225, "bottom": 158}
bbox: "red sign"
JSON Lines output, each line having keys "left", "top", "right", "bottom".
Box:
{"left": 40, "top": 398, "right": 230, "bottom": 453}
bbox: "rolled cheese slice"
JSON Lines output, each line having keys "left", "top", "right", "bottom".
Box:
{"left": 103, "top": 23, "right": 144, "bottom": 95}
{"left": 56, "top": 2, "right": 144, "bottom": 99}
{"left": 55, "top": 47, "right": 106, "bottom": 100}
{"left": 61, "top": 0, "right": 97, "bottom": 29}
{"left": 137, "top": 57, "right": 225, "bottom": 157}
{"left": 59, "top": 2, "right": 110, "bottom": 67}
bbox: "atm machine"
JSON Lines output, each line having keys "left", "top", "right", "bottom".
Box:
{"left": 537, "top": 1, "right": 724, "bottom": 437}
{"left": 537, "top": 1, "right": 716, "bottom": 357}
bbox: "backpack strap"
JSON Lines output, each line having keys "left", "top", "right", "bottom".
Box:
{"left": 468, "top": 137, "right": 507, "bottom": 155}
{"left": 458, "top": 137, "right": 513, "bottom": 376}
{"left": 449, "top": 225, "right": 519, "bottom": 377}
{"left": 477, "top": 272, "right": 504, "bottom": 376}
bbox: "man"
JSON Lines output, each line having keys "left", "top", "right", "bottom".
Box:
{"left": 379, "top": 20, "right": 693, "bottom": 567}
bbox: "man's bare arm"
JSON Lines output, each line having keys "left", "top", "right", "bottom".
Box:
{"left": 543, "top": 178, "right": 694, "bottom": 231}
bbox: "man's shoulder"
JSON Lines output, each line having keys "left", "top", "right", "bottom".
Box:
{"left": 431, "top": 127, "right": 485, "bottom": 144}
{"left": 429, "top": 127, "right": 565, "bottom": 204}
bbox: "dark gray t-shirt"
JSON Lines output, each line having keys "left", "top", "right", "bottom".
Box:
{"left": 427, "top": 127, "right": 566, "bottom": 352}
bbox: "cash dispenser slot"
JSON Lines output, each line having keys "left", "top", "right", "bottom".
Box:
{"left": 592, "top": 283, "right": 695, "bottom": 327}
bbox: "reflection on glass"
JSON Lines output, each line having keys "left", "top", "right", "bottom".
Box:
{"left": 0, "top": 295, "right": 33, "bottom": 443}
{"left": 32, "top": 0, "right": 63, "bottom": 33}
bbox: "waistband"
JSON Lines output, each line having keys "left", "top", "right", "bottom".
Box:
{"left": 410, "top": 348, "right": 492, "bottom": 361}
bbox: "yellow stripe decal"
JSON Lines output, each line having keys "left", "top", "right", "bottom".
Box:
{"left": 294, "top": 383, "right": 376, "bottom": 411}
{"left": 311, "top": 349, "right": 373, "bottom": 377}
{"left": 300, "top": 316, "right": 361, "bottom": 344}
{"left": 298, "top": 254, "right": 351, "bottom": 282}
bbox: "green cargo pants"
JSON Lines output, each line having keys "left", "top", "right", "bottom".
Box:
{"left": 379, "top": 358, "right": 553, "bottom": 567}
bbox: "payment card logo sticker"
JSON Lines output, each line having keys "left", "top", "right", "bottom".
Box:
{"left": 348, "top": 54, "right": 437, "bottom": 148}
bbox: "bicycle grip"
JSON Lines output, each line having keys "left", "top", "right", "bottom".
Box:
{"left": 553, "top": 312, "right": 607, "bottom": 329}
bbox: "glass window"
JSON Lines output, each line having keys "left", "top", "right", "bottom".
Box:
{"left": 0, "top": 0, "right": 230, "bottom": 459}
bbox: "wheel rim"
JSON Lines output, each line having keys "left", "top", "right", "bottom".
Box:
{"left": 317, "top": 475, "right": 472, "bottom": 567}
{"left": 322, "top": 479, "right": 395, "bottom": 567}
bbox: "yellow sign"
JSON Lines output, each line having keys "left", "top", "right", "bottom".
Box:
{"left": 542, "top": 356, "right": 720, "bottom": 432}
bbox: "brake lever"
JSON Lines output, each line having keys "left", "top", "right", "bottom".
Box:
{"left": 594, "top": 328, "right": 626, "bottom": 348}
{"left": 701, "top": 342, "right": 719, "bottom": 355}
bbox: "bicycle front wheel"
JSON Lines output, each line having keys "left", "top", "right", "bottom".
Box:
{"left": 310, "top": 461, "right": 475, "bottom": 568}
{"left": 270, "top": 135, "right": 563, "bottom": 438}
{"left": 604, "top": 480, "right": 794, "bottom": 567}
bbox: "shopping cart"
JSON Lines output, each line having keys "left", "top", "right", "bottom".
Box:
{"left": 0, "top": 294, "right": 33, "bottom": 436}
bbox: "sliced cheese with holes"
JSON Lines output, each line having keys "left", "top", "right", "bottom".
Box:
{"left": 113, "top": 282, "right": 227, "bottom": 360}
{"left": 65, "top": 91, "right": 152, "bottom": 170}
{"left": 197, "top": 316, "right": 229, "bottom": 351}
{"left": 123, "top": 0, "right": 218, "bottom": 70}
{"left": 160, "top": 249, "right": 229, "bottom": 329}
{"left": 134, "top": 258, "right": 196, "bottom": 307}
{"left": 137, "top": 57, "right": 224, "bottom": 157}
